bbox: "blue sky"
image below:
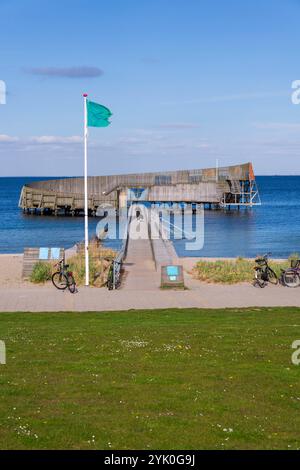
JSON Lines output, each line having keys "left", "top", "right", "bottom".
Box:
{"left": 0, "top": 0, "right": 300, "bottom": 176}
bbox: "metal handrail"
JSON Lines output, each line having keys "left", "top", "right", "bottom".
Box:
{"left": 110, "top": 216, "right": 129, "bottom": 289}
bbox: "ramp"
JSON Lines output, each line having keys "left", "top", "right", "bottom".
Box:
{"left": 121, "top": 207, "right": 179, "bottom": 290}
{"left": 122, "top": 215, "right": 159, "bottom": 290}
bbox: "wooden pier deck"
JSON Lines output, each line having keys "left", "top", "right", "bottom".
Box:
{"left": 121, "top": 208, "right": 179, "bottom": 290}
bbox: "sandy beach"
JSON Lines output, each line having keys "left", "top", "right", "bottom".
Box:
{"left": 0, "top": 253, "right": 25, "bottom": 287}
{"left": 0, "top": 244, "right": 79, "bottom": 288}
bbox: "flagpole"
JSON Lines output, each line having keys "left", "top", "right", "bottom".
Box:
{"left": 83, "top": 93, "right": 89, "bottom": 286}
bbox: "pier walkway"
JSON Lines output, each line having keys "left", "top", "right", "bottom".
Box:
{"left": 122, "top": 226, "right": 159, "bottom": 291}
{"left": 121, "top": 208, "right": 178, "bottom": 290}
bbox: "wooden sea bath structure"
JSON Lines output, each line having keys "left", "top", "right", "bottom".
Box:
{"left": 19, "top": 162, "right": 260, "bottom": 216}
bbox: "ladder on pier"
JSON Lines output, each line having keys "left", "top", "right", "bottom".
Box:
{"left": 230, "top": 179, "right": 241, "bottom": 194}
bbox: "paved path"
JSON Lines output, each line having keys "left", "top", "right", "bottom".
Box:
{"left": 1, "top": 236, "right": 300, "bottom": 312}
{"left": 121, "top": 216, "right": 159, "bottom": 290}
{"left": 1, "top": 277, "right": 300, "bottom": 312}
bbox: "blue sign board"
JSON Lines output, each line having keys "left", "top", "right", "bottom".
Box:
{"left": 166, "top": 266, "right": 179, "bottom": 277}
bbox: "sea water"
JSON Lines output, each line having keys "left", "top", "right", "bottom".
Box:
{"left": 0, "top": 176, "right": 299, "bottom": 258}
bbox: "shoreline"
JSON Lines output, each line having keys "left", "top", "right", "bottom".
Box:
{"left": 0, "top": 252, "right": 300, "bottom": 311}
{"left": 0, "top": 252, "right": 288, "bottom": 262}
{"left": 0, "top": 252, "right": 288, "bottom": 289}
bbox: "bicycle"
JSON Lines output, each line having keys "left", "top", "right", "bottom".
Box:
{"left": 52, "top": 259, "right": 76, "bottom": 293}
{"left": 107, "top": 260, "right": 121, "bottom": 290}
{"left": 253, "top": 253, "right": 278, "bottom": 288}
{"left": 280, "top": 259, "right": 300, "bottom": 288}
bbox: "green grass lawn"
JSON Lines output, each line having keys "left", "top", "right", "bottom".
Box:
{"left": 0, "top": 308, "right": 300, "bottom": 450}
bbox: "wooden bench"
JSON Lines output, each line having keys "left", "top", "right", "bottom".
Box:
{"left": 22, "top": 247, "right": 65, "bottom": 279}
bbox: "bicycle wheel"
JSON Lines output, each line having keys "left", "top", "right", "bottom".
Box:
{"left": 114, "top": 273, "right": 121, "bottom": 289}
{"left": 67, "top": 274, "right": 76, "bottom": 293}
{"left": 267, "top": 268, "right": 278, "bottom": 285}
{"left": 52, "top": 271, "right": 68, "bottom": 290}
{"left": 283, "top": 270, "right": 300, "bottom": 288}
{"left": 107, "top": 266, "right": 114, "bottom": 290}
{"left": 253, "top": 269, "right": 267, "bottom": 288}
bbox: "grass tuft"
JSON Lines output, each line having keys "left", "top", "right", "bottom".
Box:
{"left": 30, "top": 262, "right": 52, "bottom": 283}
{"left": 192, "top": 256, "right": 293, "bottom": 284}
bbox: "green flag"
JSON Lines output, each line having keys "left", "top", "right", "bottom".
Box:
{"left": 87, "top": 100, "right": 112, "bottom": 127}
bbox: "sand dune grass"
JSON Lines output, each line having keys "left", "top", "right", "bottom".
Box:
{"left": 192, "top": 256, "right": 299, "bottom": 284}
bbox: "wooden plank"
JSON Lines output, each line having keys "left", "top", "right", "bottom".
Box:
{"left": 22, "top": 247, "right": 65, "bottom": 279}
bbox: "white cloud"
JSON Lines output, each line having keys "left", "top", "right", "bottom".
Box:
{"left": 0, "top": 80, "right": 6, "bottom": 105}
{"left": 29, "top": 135, "right": 83, "bottom": 144}
{"left": 0, "top": 135, "right": 82, "bottom": 145}
{"left": 0, "top": 134, "right": 19, "bottom": 143}
{"left": 252, "top": 122, "right": 300, "bottom": 130}
{"left": 0, "top": 130, "right": 213, "bottom": 169}
{"left": 158, "top": 123, "right": 201, "bottom": 129}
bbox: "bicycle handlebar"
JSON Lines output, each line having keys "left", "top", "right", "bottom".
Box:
{"left": 54, "top": 258, "right": 65, "bottom": 267}
{"left": 256, "top": 252, "right": 272, "bottom": 260}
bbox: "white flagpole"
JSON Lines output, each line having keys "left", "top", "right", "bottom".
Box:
{"left": 83, "top": 93, "right": 89, "bottom": 286}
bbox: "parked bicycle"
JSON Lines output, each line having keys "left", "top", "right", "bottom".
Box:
{"left": 107, "top": 260, "right": 121, "bottom": 290}
{"left": 280, "top": 259, "right": 300, "bottom": 288}
{"left": 52, "top": 259, "right": 76, "bottom": 293}
{"left": 253, "top": 253, "right": 278, "bottom": 288}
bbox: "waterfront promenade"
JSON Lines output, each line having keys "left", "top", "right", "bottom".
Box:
{"left": 1, "top": 253, "right": 300, "bottom": 311}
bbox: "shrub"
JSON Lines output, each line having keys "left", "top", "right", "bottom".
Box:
{"left": 30, "top": 262, "right": 52, "bottom": 283}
